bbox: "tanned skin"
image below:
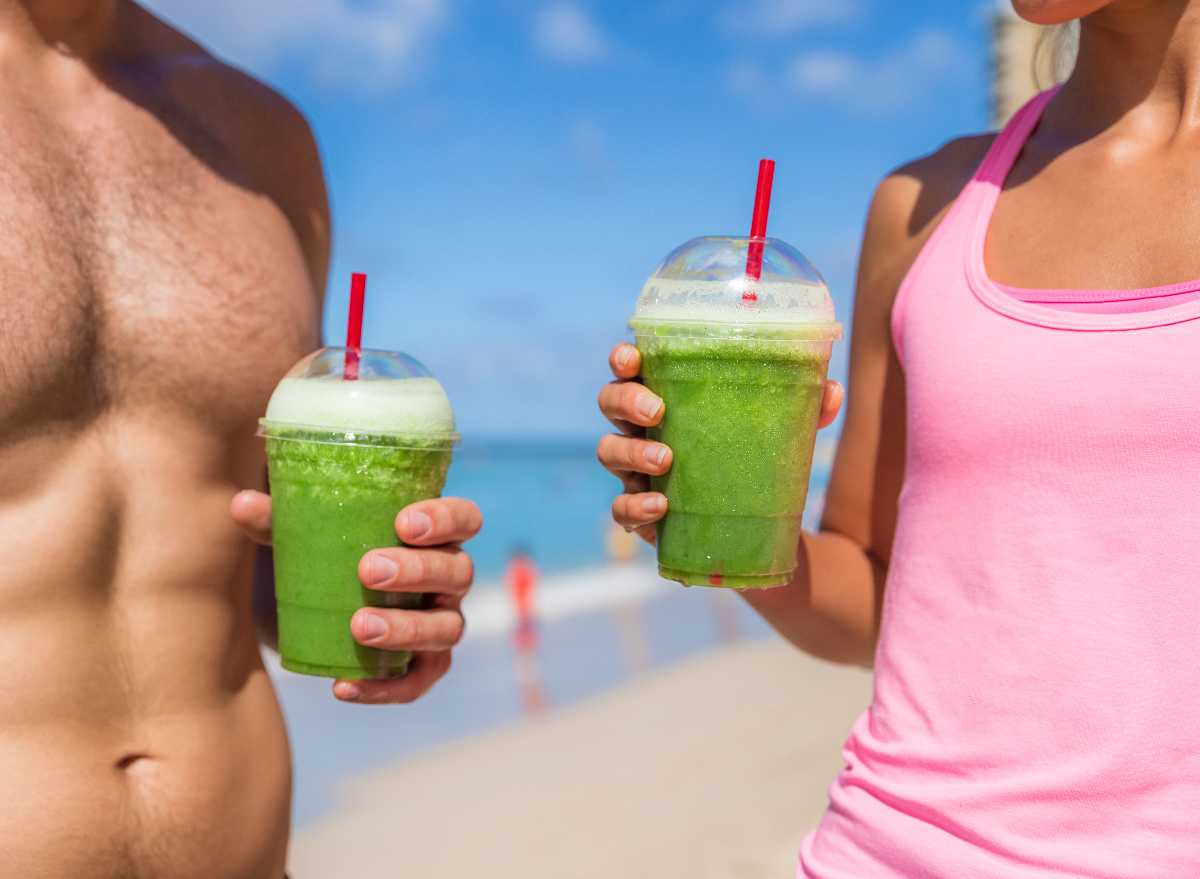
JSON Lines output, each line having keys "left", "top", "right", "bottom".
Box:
{"left": 600, "top": 0, "right": 1200, "bottom": 666}
{"left": 0, "top": 2, "right": 479, "bottom": 877}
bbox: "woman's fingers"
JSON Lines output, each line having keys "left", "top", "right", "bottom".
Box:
{"left": 358, "top": 546, "right": 474, "bottom": 597}
{"left": 817, "top": 380, "right": 845, "bottom": 430}
{"left": 394, "top": 497, "right": 483, "bottom": 547}
{"left": 612, "top": 491, "right": 666, "bottom": 529}
{"left": 598, "top": 380, "right": 664, "bottom": 433}
{"left": 597, "top": 433, "right": 672, "bottom": 478}
{"left": 608, "top": 343, "right": 642, "bottom": 379}
{"left": 611, "top": 492, "right": 664, "bottom": 547}
{"left": 332, "top": 651, "right": 452, "bottom": 704}
{"left": 600, "top": 344, "right": 655, "bottom": 434}
{"left": 230, "top": 490, "right": 272, "bottom": 545}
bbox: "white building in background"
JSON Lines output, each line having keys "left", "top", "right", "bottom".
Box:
{"left": 991, "top": 7, "right": 1051, "bottom": 127}
{"left": 991, "top": 6, "right": 1077, "bottom": 127}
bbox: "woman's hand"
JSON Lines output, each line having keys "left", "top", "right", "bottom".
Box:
{"left": 231, "top": 491, "right": 482, "bottom": 704}
{"left": 596, "top": 343, "right": 672, "bottom": 544}
{"left": 596, "top": 342, "right": 845, "bottom": 545}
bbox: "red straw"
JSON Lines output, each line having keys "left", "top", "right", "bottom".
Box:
{"left": 744, "top": 158, "right": 775, "bottom": 299}
{"left": 344, "top": 272, "right": 366, "bottom": 381}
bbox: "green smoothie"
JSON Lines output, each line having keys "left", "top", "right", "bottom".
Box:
{"left": 627, "top": 235, "right": 841, "bottom": 589}
{"left": 259, "top": 348, "right": 458, "bottom": 679}
{"left": 267, "top": 433, "right": 452, "bottom": 678}
{"left": 638, "top": 333, "right": 829, "bottom": 588}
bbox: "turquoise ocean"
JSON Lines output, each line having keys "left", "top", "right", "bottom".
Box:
{"left": 442, "top": 435, "right": 835, "bottom": 583}
{"left": 442, "top": 437, "right": 627, "bottom": 581}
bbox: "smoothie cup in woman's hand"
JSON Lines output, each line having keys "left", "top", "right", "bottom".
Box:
{"left": 258, "top": 347, "right": 459, "bottom": 679}
{"left": 629, "top": 234, "right": 841, "bottom": 588}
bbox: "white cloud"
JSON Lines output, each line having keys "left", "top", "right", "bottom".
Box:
{"left": 533, "top": 3, "right": 612, "bottom": 63}
{"left": 790, "top": 51, "right": 858, "bottom": 94}
{"left": 719, "top": 0, "right": 863, "bottom": 37}
{"left": 787, "top": 28, "right": 970, "bottom": 109}
{"left": 140, "top": 0, "right": 445, "bottom": 89}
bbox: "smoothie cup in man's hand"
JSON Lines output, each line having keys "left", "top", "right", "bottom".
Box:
{"left": 628, "top": 162, "right": 841, "bottom": 588}
{"left": 258, "top": 347, "right": 459, "bottom": 679}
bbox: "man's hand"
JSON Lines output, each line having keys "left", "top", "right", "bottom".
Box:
{"left": 231, "top": 491, "right": 482, "bottom": 704}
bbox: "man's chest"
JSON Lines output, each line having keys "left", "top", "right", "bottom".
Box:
{"left": 0, "top": 108, "right": 319, "bottom": 436}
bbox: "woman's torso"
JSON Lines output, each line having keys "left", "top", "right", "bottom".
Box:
{"left": 801, "top": 88, "right": 1200, "bottom": 877}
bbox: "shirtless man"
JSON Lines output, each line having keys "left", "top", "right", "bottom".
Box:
{"left": 0, "top": 2, "right": 480, "bottom": 877}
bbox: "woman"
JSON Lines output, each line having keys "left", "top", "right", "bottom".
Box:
{"left": 598, "top": 1, "right": 1200, "bottom": 874}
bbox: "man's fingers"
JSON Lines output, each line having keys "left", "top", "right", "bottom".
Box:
{"left": 332, "top": 651, "right": 452, "bottom": 704}
{"left": 395, "top": 497, "right": 482, "bottom": 547}
{"left": 817, "top": 380, "right": 845, "bottom": 430}
{"left": 597, "top": 433, "right": 672, "bottom": 478}
{"left": 359, "top": 546, "right": 474, "bottom": 596}
{"left": 598, "top": 380, "right": 664, "bottom": 430}
{"left": 350, "top": 606, "right": 465, "bottom": 652}
{"left": 612, "top": 492, "right": 666, "bottom": 530}
{"left": 608, "top": 343, "right": 641, "bottom": 379}
{"left": 230, "top": 490, "right": 272, "bottom": 545}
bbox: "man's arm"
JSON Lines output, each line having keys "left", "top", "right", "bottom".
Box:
{"left": 119, "top": 2, "right": 333, "bottom": 300}
{"left": 169, "top": 64, "right": 333, "bottom": 301}
{"left": 252, "top": 545, "right": 278, "bottom": 651}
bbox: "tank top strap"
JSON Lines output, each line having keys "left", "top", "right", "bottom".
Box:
{"left": 964, "top": 85, "right": 1061, "bottom": 212}
{"left": 891, "top": 86, "right": 1061, "bottom": 363}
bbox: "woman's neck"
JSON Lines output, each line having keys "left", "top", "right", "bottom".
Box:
{"left": 1058, "top": 0, "right": 1200, "bottom": 141}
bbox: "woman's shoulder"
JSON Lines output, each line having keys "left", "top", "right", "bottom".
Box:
{"left": 850, "top": 134, "right": 996, "bottom": 338}
{"left": 856, "top": 134, "right": 996, "bottom": 312}
{"left": 874, "top": 133, "right": 996, "bottom": 242}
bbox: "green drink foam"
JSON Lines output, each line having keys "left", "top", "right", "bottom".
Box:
{"left": 265, "top": 375, "right": 455, "bottom": 436}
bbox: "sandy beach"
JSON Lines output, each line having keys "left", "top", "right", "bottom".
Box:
{"left": 288, "top": 639, "right": 873, "bottom": 879}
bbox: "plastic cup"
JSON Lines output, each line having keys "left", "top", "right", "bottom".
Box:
{"left": 257, "top": 347, "right": 459, "bottom": 679}
{"left": 628, "top": 236, "right": 842, "bottom": 589}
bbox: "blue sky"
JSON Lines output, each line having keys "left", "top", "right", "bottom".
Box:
{"left": 142, "top": 0, "right": 996, "bottom": 439}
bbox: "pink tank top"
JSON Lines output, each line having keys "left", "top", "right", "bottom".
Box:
{"left": 799, "top": 89, "right": 1200, "bottom": 877}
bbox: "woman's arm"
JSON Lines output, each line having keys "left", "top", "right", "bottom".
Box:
{"left": 738, "top": 171, "right": 921, "bottom": 666}
{"left": 598, "top": 135, "right": 994, "bottom": 667}
{"left": 746, "top": 136, "right": 1000, "bottom": 666}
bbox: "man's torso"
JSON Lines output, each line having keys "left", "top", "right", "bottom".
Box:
{"left": 0, "top": 15, "right": 323, "bottom": 878}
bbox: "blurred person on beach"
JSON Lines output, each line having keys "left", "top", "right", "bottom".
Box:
{"left": 505, "top": 546, "right": 547, "bottom": 712}
{"left": 599, "top": 0, "right": 1200, "bottom": 874}
{"left": 0, "top": 1, "right": 480, "bottom": 877}
{"left": 505, "top": 545, "right": 540, "bottom": 634}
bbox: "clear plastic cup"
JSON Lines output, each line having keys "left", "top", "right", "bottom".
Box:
{"left": 627, "top": 236, "right": 842, "bottom": 588}
{"left": 257, "top": 348, "right": 459, "bottom": 679}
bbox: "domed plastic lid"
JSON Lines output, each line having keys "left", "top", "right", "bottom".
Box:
{"left": 257, "top": 348, "right": 459, "bottom": 449}
{"left": 628, "top": 236, "right": 842, "bottom": 340}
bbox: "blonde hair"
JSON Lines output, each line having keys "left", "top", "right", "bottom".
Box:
{"left": 1034, "top": 19, "right": 1080, "bottom": 88}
